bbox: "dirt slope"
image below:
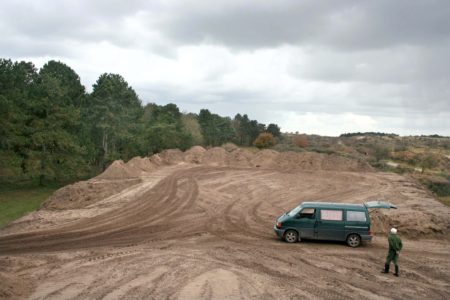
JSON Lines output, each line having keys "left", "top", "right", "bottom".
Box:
{"left": 0, "top": 148, "right": 449, "bottom": 299}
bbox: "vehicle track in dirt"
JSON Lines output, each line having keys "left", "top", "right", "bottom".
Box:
{"left": 1, "top": 165, "right": 449, "bottom": 299}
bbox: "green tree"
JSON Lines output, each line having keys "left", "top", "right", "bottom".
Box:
{"left": 39, "top": 60, "right": 85, "bottom": 107}
{"left": 26, "top": 66, "right": 89, "bottom": 185}
{"left": 267, "top": 123, "right": 281, "bottom": 138}
{"left": 181, "top": 113, "right": 204, "bottom": 145}
{"left": 199, "top": 109, "right": 234, "bottom": 146}
{"left": 233, "top": 113, "right": 249, "bottom": 145}
{"left": 86, "top": 73, "right": 143, "bottom": 167}
{"left": 140, "top": 103, "right": 193, "bottom": 154}
{"left": 232, "top": 114, "right": 267, "bottom": 146}
{"left": 0, "top": 59, "right": 38, "bottom": 183}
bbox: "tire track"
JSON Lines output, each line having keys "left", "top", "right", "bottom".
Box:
{"left": 0, "top": 167, "right": 203, "bottom": 253}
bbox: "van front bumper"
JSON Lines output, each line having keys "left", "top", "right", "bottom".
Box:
{"left": 274, "top": 226, "right": 285, "bottom": 238}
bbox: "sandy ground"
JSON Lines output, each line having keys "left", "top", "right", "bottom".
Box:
{"left": 1, "top": 155, "right": 449, "bottom": 299}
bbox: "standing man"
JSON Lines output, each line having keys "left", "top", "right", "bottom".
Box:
{"left": 382, "top": 228, "right": 403, "bottom": 277}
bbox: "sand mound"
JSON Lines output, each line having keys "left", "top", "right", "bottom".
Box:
{"left": 272, "top": 152, "right": 316, "bottom": 170}
{"left": 91, "top": 147, "right": 373, "bottom": 182}
{"left": 184, "top": 146, "right": 206, "bottom": 164}
{"left": 43, "top": 178, "right": 142, "bottom": 210}
{"left": 251, "top": 149, "right": 279, "bottom": 168}
{"left": 149, "top": 154, "right": 164, "bottom": 166}
{"left": 370, "top": 208, "right": 448, "bottom": 238}
{"left": 96, "top": 160, "right": 141, "bottom": 180}
{"left": 158, "top": 149, "right": 185, "bottom": 165}
{"left": 126, "top": 156, "right": 156, "bottom": 172}
{"left": 228, "top": 148, "right": 254, "bottom": 168}
{"left": 202, "top": 147, "right": 229, "bottom": 166}
{"left": 222, "top": 143, "right": 239, "bottom": 152}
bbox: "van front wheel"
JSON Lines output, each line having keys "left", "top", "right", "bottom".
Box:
{"left": 347, "top": 234, "right": 361, "bottom": 247}
{"left": 284, "top": 230, "right": 299, "bottom": 243}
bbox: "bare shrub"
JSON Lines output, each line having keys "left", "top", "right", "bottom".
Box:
{"left": 294, "top": 134, "right": 309, "bottom": 148}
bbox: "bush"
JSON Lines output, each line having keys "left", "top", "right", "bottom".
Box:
{"left": 294, "top": 135, "right": 309, "bottom": 148}
{"left": 372, "top": 145, "right": 390, "bottom": 162}
{"left": 253, "top": 133, "right": 276, "bottom": 149}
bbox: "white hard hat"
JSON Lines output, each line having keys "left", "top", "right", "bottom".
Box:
{"left": 390, "top": 228, "right": 397, "bottom": 234}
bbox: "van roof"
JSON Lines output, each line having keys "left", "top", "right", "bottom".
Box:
{"left": 301, "top": 202, "right": 365, "bottom": 210}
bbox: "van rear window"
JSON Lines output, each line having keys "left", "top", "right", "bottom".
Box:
{"left": 320, "top": 210, "right": 343, "bottom": 221}
{"left": 347, "top": 211, "right": 367, "bottom": 222}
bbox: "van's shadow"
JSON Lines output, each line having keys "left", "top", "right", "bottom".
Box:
{"left": 271, "top": 237, "right": 373, "bottom": 248}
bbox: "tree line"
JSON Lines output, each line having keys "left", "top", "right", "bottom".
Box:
{"left": 0, "top": 59, "right": 281, "bottom": 185}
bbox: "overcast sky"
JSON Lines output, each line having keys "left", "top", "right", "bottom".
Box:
{"left": 1, "top": 0, "right": 449, "bottom": 136}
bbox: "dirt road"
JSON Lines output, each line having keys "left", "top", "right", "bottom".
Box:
{"left": 1, "top": 163, "right": 449, "bottom": 299}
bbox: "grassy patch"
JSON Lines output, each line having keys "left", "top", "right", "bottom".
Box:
{"left": 438, "top": 196, "right": 450, "bottom": 206}
{"left": 0, "top": 186, "right": 58, "bottom": 228}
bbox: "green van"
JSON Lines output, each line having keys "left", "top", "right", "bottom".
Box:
{"left": 274, "top": 201, "right": 397, "bottom": 247}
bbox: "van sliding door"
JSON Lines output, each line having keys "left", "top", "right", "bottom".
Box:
{"left": 317, "top": 209, "right": 345, "bottom": 241}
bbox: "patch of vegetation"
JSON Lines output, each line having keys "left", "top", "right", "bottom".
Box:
{"left": 418, "top": 177, "right": 450, "bottom": 206}
{"left": 0, "top": 185, "right": 58, "bottom": 228}
{"left": 420, "top": 134, "right": 448, "bottom": 138}
{"left": 309, "top": 148, "right": 336, "bottom": 155}
{"left": 422, "top": 180, "right": 450, "bottom": 197}
{"left": 271, "top": 144, "right": 305, "bottom": 153}
{"left": 438, "top": 196, "right": 450, "bottom": 206}
{"left": 340, "top": 132, "right": 399, "bottom": 137}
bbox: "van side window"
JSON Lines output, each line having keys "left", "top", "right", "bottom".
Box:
{"left": 320, "top": 210, "right": 343, "bottom": 221}
{"left": 299, "top": 208, "right": 315, "bottom": 219}
{"left": 346, "top": 211, "right": 367, "bottom": 222}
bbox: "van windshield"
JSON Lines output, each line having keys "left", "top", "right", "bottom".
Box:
{"left": 287, "top": 205, "right": 302, "bottom": 217}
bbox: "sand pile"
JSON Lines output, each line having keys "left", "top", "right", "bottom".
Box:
{"left": 83, "top": 146, "right": 376, "bottom": 208}
{"left": 43, "top": 178, "right": 141, "bottom": 210}
{"left": 149, "top": 154, "right": 164, "bottom": 166}
{"left": 201, "top": 147, "right": 229, "bottom": 166}
{"left": 126, "top": 156, "right": 156, "bottom": 172}
{"left": 272, "top": 152, "right": 317, "bottom": 170}
{"left": 222, "top": 142, "right": 239, "bottom": 152}
{"left": 228, "top": 148, "right": 254, "bottom": 168}
{"left": 158, "top": 149, "right": 185, "bottom": 165}
{"left": 370, "top": 209, "right": 448, "bottom": 238}
{"left": 93, "top": 146, "right": 373, "bottom": 181}
{"left": 184, "top": 146, "right": 206, "bottom": 164}
{"left": 251, "top": 149, "right": 279, "bottom": 168}
{"left": 392, "top": 210, "right": 448, "bottom": 238}
{"left": 96, "top": 160, "right": 141, "bottom": 180}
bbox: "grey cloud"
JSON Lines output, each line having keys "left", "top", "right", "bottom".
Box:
{"left": 3, "top": 0, "right": 449, "bottom": 55}
{"left": 158, "top": 0, "right": 450, "bottom": 50}
{"left": 0, "top": 0, "right": 149, "bottom": 56}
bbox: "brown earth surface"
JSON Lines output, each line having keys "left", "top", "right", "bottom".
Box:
{"left": 0, "top": 147, "right": 449, "bottom": 299}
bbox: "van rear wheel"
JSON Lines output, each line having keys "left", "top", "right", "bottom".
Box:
{"left": 284, "top": 230, "right": 299, "bottom": 243}
{"left": 347, "top": 234, "right": 361, "bottom": 247}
